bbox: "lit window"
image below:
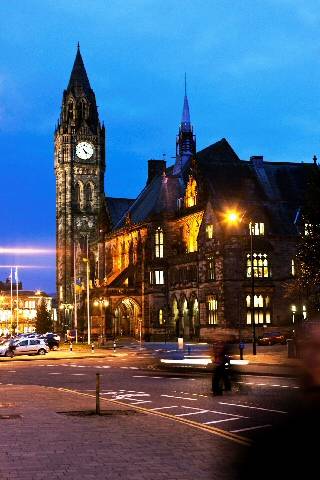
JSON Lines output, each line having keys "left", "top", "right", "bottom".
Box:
{"left": 206, "top": 224, "right": 214, "bottom": 239}
{"left": 291, "top": 259, "right": 295, "bottom": 276}
{"left": 207, "top": 295, "right": 218, "bottom": 325}
{"left": 247, "top": 253, "right": 270, "bottom": 278}
{"left": 303, "top": 305, "right": 307, "bottom": 320}
{"left": 159, "top": 309, "right": 164, "bottom": 325}
{"left": 246, "top": 295, "right": 271, "bottom": 325}
{"left": 185, "top": 176, "right": 197, "bottom": 208}
{"left": 249, "top": 222, "right": 265, "bottom": 236}
{"left": 150, "top": 270, "right": 164, "bottom": 285}
{"left": 154, "top": 227, "right": 164, "bottom": 258}
{"left": 207, "top": 256, "right": 215, "bottom": 281}
{"left": 305, "top": 223, "right": 312, "bottom": 235}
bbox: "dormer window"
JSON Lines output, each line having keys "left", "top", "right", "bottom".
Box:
{"left": 185, "top": 176, "right": 197, "bottom": 208}
{"left": 249, "top": 222, "right": 265, "bottom": 236}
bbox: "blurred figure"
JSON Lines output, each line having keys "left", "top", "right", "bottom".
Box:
{"left": 212, "top": 341, "right": 232, "bottom": 395}
{"left": 236, "top": 320, "right": 320, "bottom": 479}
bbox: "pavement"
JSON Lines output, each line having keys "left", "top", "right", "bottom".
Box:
{"left": 0, "top": 384, "right": 242, "bottom": 480}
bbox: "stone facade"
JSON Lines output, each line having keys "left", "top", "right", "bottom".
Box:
{"left": 56, "top": 47, "right": 319, "bottom": 342}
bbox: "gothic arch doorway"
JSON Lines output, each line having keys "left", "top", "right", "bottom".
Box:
{"left": 114, "top": 298, "right": 141, "bottom": 338}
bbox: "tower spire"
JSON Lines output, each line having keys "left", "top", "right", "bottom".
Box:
{"left": 173, "top": 75, "right": 196, "bottom": 175}
{"left": 67, "top": 45, "right": 91, "bottom": 93}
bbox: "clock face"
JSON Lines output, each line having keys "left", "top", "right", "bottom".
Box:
{"left": 76, "top": 141, "right": 94, "bottom": 160}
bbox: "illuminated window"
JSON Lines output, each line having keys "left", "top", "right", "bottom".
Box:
{"left": 303, "top": 305, "right": 307, "bottom": 320}
{"left": 154, "top": 227, "right": 164, "bottom": 258}
{"left": 207, "top": 256, "right": 215, "bottom": 281}
{"left": 247, "top": 253, "right": 270, "bottom": 278}
{"left": 305, "top": 223, "right": 312, "bottom": 235}
{"left": 206, "top": 224, "right": 214, "bottom": 239}
{"left": 185, "top": 176, "right": 197, "bottom": 208}
{"left": 246, "top": 295, "right": 271, "bottom": 324}
{"left": 249, "top": 222, "right": 265, "bottom": 236}
{"left": 207, "top": 295, "right": 218, "bottom": 325}
{"left": 291, "top": 259, "right": 295, "bottom": 276}
{"left": 150, "top": 270, "right": 164, "bottom": 285}
{"left": 159, "top": 309, "right": 164, "bottom": 326}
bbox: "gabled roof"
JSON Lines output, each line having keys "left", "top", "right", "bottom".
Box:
{"left": 114, "top": 174, "right": 184, "bottom": 229}
{"left": 106, "top": 197, "right": 135, "bottom": 228}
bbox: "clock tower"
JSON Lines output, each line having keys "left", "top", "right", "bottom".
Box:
{"left": 54, "top": 45, "right": 106, "bottom": 315}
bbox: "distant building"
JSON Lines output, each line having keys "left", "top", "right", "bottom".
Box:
{"left": 0, "top": 279, "right": 54, "bottom": 335}
{"left": 55, "top": 47, "right": 319, "bottom": 341}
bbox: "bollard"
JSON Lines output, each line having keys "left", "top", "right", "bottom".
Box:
{"left": 91, "top": 343, "right": 95, "bottom": 354}
{"left": 113, "top": 339, "right": 116, "bottom": 353}
{"left": 96, "top": 372, "right": 101, "bottom": 415}
{"left": 69, "top": 342, "right": 73, "bottom": 352}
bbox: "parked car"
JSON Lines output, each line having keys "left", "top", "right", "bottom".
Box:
{"left": 257, "top": 332, "right": 286, "bottom": 346}
{"left": 12, "top": 338, "right": 49, "bottom": 356}
{"left": 43, "top": 333, "right": 60, "bottom": 350}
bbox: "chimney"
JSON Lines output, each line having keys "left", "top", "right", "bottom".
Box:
{"left": 147, "top": 159, "right": 166, "bottom": 185}
{"left": 250, "top": 155, "right": 264, "bottom": 167}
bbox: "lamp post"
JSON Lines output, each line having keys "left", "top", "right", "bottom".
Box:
{"left": 225, "top": 210, "right": 257, "bottom": 355}
{"left": 93, "top": 298, "right": 109, "bottom": 345}
{"left": 59, "top": 303, "right": 74, "bottom": 335}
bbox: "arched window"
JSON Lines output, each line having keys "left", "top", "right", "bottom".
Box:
{"left": 67, "top": 102, "right": 74, "bottom": 121}
{"left": 247, "top": 253, "right": 270, "bottom": 278}
{"left": 78, "top": 99, "right": 87, "bottom": 121}
{"left": 154, "top": 227, "right": 164, "bottom": 258}
{"left": 185, "top": 176, "right": 197, "bottom": 208}
{"left": 84, "top": 183, "right": 93, "bottom": 211}
{"left": 75, "top": 182, "right": 82, "bottom": 209}
{"left": 246, "top": 295, "right": 271, "bottom": 324}
{"left": 159, "top": 309, "right": 164, "bottom": 326}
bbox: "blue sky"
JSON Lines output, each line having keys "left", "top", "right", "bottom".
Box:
{"left": 1, "top": 0, "right": 320, "bottom": 292}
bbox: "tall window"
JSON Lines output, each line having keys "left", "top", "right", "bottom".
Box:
{"left": 75, "top": 182, "right": 82, "bottom": 209}
{"left": 150, "top": 270, "right": 164, "bottom": 285}
{"left": 291, "top": 259, "right": 295, "bottom": 276}
{"left": 207, "top": 295, "right": 218, "bottom": 325}
{"left": 305, "top": 223, "right": 312, "bottom": 235}
{"left": 246, "top": 295, "right": 271, "bottom": 324}
{"left": 85, "top": 183, "right": 93, "bottom": 211}
{"left": 206, "top": 224, "right": 214, "bottom": 239}
{"left": 249, "top": 222, "right": 265, "bottom": 236}
{"left": 207, "top": 256, "right": 215, "bottom": 281}
{"left": 185, "top": 176, "right": 197, "bottom": 208}
{"left": 159, "top": 309, "right": 164, "bottom": 326}
{"left": 154, "top": 227, "right": 164, "bottom": 258}
{"left": 247, "top": 253, "right": 270, "bottom": 278}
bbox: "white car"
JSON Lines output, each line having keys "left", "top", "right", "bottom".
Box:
{"left": 12, "top": 338, "right": 49, "bottom": 356}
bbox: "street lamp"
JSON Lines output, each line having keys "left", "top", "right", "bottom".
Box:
{"left": 59, "top": 303, "right": 74, "bottom": 335}
{"left": 225, "top": 209, "right": 257, "bottom": 355}
{"left": 93, "top": 298, "right": 109, "bottom": 345}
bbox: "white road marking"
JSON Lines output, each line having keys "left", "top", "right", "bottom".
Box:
{"left": 133, "top": 375, "right": 147, "bottom": 378}
{"left": 151, "top": 376, "right": 162, "bottom": 379}
{"left": 161, "top": 394, "right": 197, "bottom": 401}
{"left": 204, "top": 418, "right": 240, "bottom": 425}
{"left": 219, "top": 402, "right": 287, "bottom": 414}
{"left": 231, "top": 424, "right": 272, "bottom": 433}
{"left": 71, "top": 373, "right": 86, "bottom": 376}
{"left": 175, "top": 410, "right": 209, "bottom": 417}
{"left": 8, "top": 371, "right": 16, "bottom": 373}
{"left": 150, "top": 406, "right": 179, "bottom": 411}
{"left": 48, "top": 373, "right": 61, "bottom": 375}
{"left": 182, "top": 406, "right": 247, "bottom": 418}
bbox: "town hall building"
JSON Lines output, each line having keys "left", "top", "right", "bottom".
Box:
{"left": 55, "top": 46, "right": 318, "bottom": 342}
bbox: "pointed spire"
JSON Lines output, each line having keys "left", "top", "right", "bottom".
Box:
{"left": 67, "top": 45, "right": 91, "bottom": 93}
{"left": 181, "top": 73, "right": 191, "bottom": 130}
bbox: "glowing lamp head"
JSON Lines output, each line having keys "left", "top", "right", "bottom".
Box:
{"left": 226, "top": 210, "right": 240, "bottom": 224}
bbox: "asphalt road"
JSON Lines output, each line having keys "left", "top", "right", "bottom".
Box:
{"left": 0, "top": 349, "right": 301, "bottom": 443}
